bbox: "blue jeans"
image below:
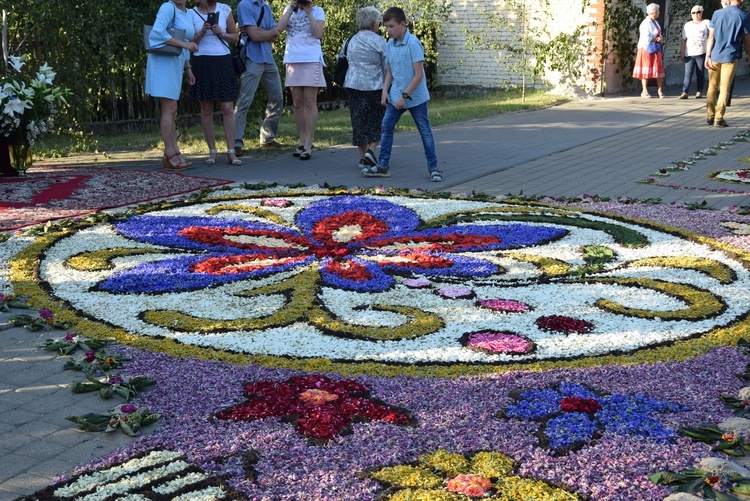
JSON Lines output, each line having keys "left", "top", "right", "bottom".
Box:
{"left": 379, "top": 101, "right": 438, "bottom": 172}
{"left": 234, "top": 61, "right": 283, "bottom": 148}
{"left": 683, "top": 54, "right": 705, "bottom": 94}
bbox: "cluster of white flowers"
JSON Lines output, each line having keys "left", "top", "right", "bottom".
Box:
{"left": 1, "top": 54, "right": 67, "bottom": 144}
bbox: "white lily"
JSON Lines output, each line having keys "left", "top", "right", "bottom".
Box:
{"left": 3, "top": 98, "right": 31, "bottom": 116}
{"left": 8, "top": 55, "right": 26, "bottom": 72}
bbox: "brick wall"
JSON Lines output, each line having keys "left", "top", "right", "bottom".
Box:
{"left": 437, "top": 0, "right": 593, "bottom": 90}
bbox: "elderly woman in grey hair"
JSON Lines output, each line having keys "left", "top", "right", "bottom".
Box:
{"left": 632, "top": 3, "right": 665, "bottom": 98}
{"left": 341, "top": 6, "right": 387, "bottom": 169}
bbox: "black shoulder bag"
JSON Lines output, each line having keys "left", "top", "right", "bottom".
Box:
{"left": 333, "top": 34, "right": 352, "bottom": 87}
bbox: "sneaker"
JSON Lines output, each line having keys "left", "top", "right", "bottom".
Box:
{"left": 679, "top": 92, "right": 688, "bottom": 99}
{"left": 429, "top": 170, "right": 443, "bottom": 182}
{"left": 364, "top": 149, "right": 378, "bottom": 167}
{"left": 707, "top": 117, "right": 715, "bottom": 126}
{"left": 362, "top": 165, "right": 390, "bottom": 177}
{"left": 715, "top": 118, "right": 729, "bottom": 128}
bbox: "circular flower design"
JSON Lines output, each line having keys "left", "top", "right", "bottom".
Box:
{"left": 16, "top": 191, "right": 750, "bottom": 374}
{"left": 464, "top": 331, "right": 535, "bottom": 355}
{"left": 502, "top": 382, "right": 686, "bottom": 452}
{"left": 215, "top": 374, "right": 412, "bottom": 441}
{"left": 367, "top": 449, "right": 580, "bottom": 500}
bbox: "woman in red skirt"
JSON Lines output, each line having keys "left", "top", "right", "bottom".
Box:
{"left": 633, "top": 3, "right": 665, "bottom": 98}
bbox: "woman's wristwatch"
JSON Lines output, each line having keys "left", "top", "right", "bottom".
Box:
{"left": 401, "top": 92, "right": 412, "bottom": 100}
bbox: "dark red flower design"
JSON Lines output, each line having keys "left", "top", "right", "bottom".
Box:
{"left": 560, "top": 396, "right": 602, "bottom": 415}
{"left": 215, "top": 375, "right": 412, "bottom": 441}
{"left": 535, "top": 315, "right": 595, "bottom": 334}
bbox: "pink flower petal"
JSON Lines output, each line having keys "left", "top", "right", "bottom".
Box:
{"left": 403, "top": 278, "right": 431, "bottom": 288}
{"left": 465, "top": 331, "right": 534, "bottom": 354}
{"left": 477, "top": 298, "right": 530, "bottom": 313}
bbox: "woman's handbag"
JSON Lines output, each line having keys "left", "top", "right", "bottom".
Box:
{"left": 144, "top": 3, "right": 185, "bottom": 56}
{"left": 646, "top": 42, "right": 661, "bottom": 54}
{"left": 333, "top": 35, "right": 353, "bottom": 87}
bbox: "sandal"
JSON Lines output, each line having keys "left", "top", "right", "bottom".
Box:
{"left": 204, "top": 149, "right": 218, "bottom": 165}
{"left": 175, "top": 151, "right": 192, "bottom": 168}
{"left": 429, "top": 170, "right": 443, "bottom": 182}
{"left": 162, "top": 151, "right": 191, "bottom": 171}
{"left": 226, "top": 150, "right": 243, "bottom": 166}
{"left": 293, "top": 144, "right": 314, "bottom": 157}
{"left": 657, "top": 90, "right": 664, "bottom": 99}
{"left": 299, "top": 149, "right": 312, "bottom": 160}
{"left": 362, "top": 165, "right": 390, "bottom": 177}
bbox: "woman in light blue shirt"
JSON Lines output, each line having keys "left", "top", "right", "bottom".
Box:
{"left": 146, "top": 0, "right": 198, "bottom": 170}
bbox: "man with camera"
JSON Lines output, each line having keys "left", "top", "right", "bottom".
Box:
{"left": 234, "top": 0, "right": 285, "bottom": 156}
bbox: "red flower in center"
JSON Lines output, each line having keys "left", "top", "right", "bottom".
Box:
{"left": 215, "top": 374, "right": 412, "bottom": 441}
{"left": 560, "top": 396, "right": 602, "bottom": 415}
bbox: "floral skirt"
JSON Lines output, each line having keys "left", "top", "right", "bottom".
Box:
{"left": 348, "top": 89, "right": 384, "bottom": 146}
{"left": 632, "top": 48, "right": 665, "bottom": 80}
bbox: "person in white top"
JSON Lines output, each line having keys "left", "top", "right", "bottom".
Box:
{"left": 680, "top": 5, "right": 710, "bottom": 99}
{"left": 276, "top": 0, "right": 325, "bottom": 160}
{"left": 343, "top": 6, "right": 387, "bottom": 170}
{"left": 190, "top": 0, "right": 242, "bottom": 166}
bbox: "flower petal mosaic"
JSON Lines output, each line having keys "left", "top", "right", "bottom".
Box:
{"left": 14, "top": 189, "right": 750, "bottom": 375}
{"left": 6, "top": 187, "right": 750, "bottom": 501}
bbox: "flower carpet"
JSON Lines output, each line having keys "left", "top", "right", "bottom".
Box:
{"left": 0, "top": 166, "right": 232, "bottom": 231}
{"left": 5, "top": 185, "right": 750, "bottom": 500}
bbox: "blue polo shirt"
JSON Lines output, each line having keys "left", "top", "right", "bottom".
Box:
{"left": 237, "top": 0, "right": 276, "bottom": 64}
{"left": 709, "top": 5, "right": 750, "bottom": 63}
{"left": 386, "top": 30, "right": 430, "bottom": 108}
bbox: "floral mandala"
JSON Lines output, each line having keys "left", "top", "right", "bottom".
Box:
{"left": 9, "top": 189, "right": 750, "bottom": 376}
{"left": 365, "top": 449, "right": 580, "bottom": 500}
{"left": 708, "top": 168, "right": 750, "bottom": 184}
{"left": 501, "top": 382, "right": 686, "bottom": 453}
{"left": 215, "top": 374, "right": 413, "bottom": 442}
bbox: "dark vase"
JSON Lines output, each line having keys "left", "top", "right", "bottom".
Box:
{"left": 0, "top": 137, "right": 19, "bottom": 177}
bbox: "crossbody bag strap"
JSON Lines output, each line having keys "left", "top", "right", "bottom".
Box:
{"left": 195, "top": 7, "right": 235, "bottom": 52}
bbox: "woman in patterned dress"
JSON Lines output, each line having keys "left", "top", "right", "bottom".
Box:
{"left": 632, "top": 3, "right": 665, "bottom": 98}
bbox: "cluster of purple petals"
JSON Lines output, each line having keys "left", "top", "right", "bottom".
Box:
{"left": 60, "top": 344, "right": 748, "bottom": 501}
{"left": 558, "top": 201, "right": 750, "bottom": 239}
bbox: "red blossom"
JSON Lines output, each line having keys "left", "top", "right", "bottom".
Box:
{"left": 560, "top": 396, "right": 601, "bottom": 415}
{"left": 216, "top": 375, "right": 411, "bottom": 441}
{"left": 535, "top": 315, "right": 595, "bottom": 334}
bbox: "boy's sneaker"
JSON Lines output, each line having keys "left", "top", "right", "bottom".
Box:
{"left": 362, "top": 165, "right": 390, "bottom": 177}
{"left": 364, "top": 149, "right": 378, "bottom": 167}
{"left": 429, "top": 170, "right": 443, "bottom": 182}
{"left": 358, "top": 159, "right": 367, "bottom": 169}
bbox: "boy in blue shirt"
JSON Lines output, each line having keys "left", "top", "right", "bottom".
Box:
{"left": 362, "top": 7, "right": 441, "bottom": 182}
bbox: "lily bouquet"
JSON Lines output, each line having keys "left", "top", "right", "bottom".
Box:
{"left": 1, "top": 54, "right": 68, "bottom": 145}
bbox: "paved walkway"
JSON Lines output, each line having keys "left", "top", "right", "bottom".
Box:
{"left": 3, "top": 80, "right": 750, "bottom": 499}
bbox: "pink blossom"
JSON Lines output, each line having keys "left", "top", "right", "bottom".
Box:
{"left": 467, "top": 331, "right": 533, "bottom": 354}
{"left": 446, "top": 474, "right": 493, "bottom": 498}
{"left": 477, "top": 298, "right": 529, "bottom": 313}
